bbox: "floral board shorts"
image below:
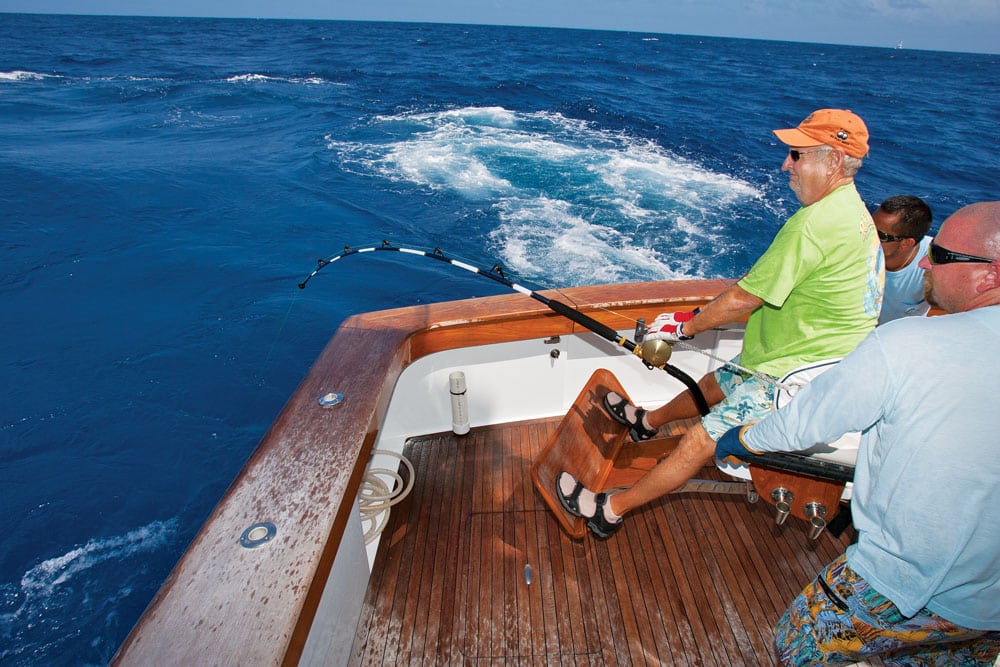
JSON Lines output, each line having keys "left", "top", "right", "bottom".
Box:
{"left": 700, "top": 356, "right": 777, "bottom": 442}
{"left": 774, "top": 553, "right": 1000, "bottom": 666}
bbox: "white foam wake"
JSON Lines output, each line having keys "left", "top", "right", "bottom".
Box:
{"left": 225, "top": 73, "right": 334, "bottom": 85}
{"left": 17, "top": 519, "right": 176, "bottom": 598}
{"left": 0, "top": 519, "right": 178, "bottom": 658}
{"left": 328, "top": 106, "right": 765, "bottom": 285}
{"left": 0, "top": 70, "right": 59, "bottom": 82}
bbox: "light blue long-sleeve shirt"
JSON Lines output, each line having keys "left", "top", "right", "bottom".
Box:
{"left": 744, "top": 306, "right": 1000, "bottom": 629}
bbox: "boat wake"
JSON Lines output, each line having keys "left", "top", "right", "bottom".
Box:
{"left": 327, "top": 106, "right": 769, "bottom": 286}
{"left": 0, "top": 519, "right": 178, "bottom": 664}
{"left": 0, "top": 70, "right": 61, "bottom": 81}
{"left": 225, "top": 73, "right": 340, "bottom": 86}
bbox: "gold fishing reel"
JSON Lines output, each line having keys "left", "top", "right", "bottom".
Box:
{"left": 636, "top": 338, "right": 672, "bottom": 367}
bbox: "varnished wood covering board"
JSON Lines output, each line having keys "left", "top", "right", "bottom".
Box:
{"left": 352, "top": 418, "right": 855, "bottom": 665}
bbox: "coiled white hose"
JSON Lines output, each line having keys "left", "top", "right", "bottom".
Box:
{"left": 358, "top": 449, "right": 415, "bottom": 545}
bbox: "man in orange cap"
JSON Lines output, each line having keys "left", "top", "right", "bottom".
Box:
{"left": 558, "top": 109, "right": 884, "bottom": 538}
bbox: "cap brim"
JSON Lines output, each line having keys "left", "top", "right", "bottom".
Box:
{"left": 773, "top": 128, "right": 823, "bottom": 147}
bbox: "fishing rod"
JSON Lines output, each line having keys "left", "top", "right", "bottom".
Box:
{"left": 299, "top": 241, "right": 711, "bottom": 415}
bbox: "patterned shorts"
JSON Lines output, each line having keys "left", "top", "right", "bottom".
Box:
{"left": 700, "top": 356, "right": 777, "bottom": 441}
{"left": 774, "top": 553, "right": 1000, "bottom": 666}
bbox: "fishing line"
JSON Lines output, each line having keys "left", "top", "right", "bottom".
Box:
{"left": 471, "top": 258, "right": 794, "bottom": 393}
{"left": 547, "top": 290, "right": 786, "bottom": 389}
{"left": 301, "top": 241, "right": 721, "bottom": 412}
{"left": 300, "top": 241, "right": 827, "bottom": 485}
{"left": 299, "top": 241, "right": 799, "bottom": 402}
{"left": 259, "top": 291, "right": 300, "bottom": 376}
{"left": 671, "top": 339, "right": 795, "bottom": 392}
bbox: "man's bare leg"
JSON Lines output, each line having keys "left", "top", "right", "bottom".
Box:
{"left": 642, "top": 372, "right": 725, "bottom": 430}
{"left": 607, "top": 422, "right": 717, "bottom": 516}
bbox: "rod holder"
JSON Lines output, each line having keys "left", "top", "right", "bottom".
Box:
{"left": 804, "top": 501, "right": 828, "bottom": 540}
{"left": 449, "top": 371, "right": 470, "bottom": 435}
{"left": 770, "top": 487, "right": 794, "bottom": 525}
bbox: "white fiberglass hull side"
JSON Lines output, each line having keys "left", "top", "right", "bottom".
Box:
{"left": 375, "top": 325, "right": 745, "bottom": 458}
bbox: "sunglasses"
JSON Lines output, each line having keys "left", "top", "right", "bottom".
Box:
{"left": 788, "top": 148, "right": 826, "bottom": 162}
{"left": 877, "top": 229, "right": 910, "bottom": 243}
{"left": 928, "top": 241, "right": 994, "bottom": 265}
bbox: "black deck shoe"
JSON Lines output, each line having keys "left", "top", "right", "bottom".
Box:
{"left": 587, "top": 492, "right": 623, "bottom": 538}
{"left": 603, "top": 391, "right": 659, "bottom": 442}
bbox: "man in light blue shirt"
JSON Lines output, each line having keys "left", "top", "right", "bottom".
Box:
{"left": 717, "top": 201, "right": 1000, "bottom": 665}
{"left": 874, "top": 195, "right": 934, "bottom": 324}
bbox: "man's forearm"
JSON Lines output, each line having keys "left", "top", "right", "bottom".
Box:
{"left": 684, "top": 282, "right": 763, "bottom": 336}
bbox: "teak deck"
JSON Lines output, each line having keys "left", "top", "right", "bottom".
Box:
{"left": 351, "top": 417, "right": 855, "bottom": 665}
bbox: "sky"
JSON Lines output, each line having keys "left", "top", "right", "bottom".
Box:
{"left": 0, "top": 0, "right": 998, "bottom": 54}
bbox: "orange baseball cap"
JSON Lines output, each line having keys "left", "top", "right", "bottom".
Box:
{"left": 773, "top": 108, "right": 869, "bottom": 158}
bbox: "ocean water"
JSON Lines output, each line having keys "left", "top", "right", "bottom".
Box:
{"left": 0, "top": 12, "right": 997, "bottom": 664}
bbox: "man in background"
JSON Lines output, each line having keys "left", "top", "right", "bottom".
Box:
{"left": 875, "top": 194, "right": 934, "bottom": 323}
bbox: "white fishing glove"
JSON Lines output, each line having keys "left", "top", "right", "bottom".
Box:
{"left": 645, "top": 309, "right": 697, "bottom": 342}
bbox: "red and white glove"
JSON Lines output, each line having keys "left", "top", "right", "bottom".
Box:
{"left": 646, "top": 309, "right": 697, "bottom": 342}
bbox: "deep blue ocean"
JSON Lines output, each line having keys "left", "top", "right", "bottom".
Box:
{"left": 1, "top": 12, "right": 997, "bottom": 665}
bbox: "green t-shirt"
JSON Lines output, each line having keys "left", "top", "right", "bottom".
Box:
{"left": 738, "top": 183, "right": 883, "bottom": 378}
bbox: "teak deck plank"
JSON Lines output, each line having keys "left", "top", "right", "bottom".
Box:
{"left": 351, "top": 417, "right": 855, "bottom": 665}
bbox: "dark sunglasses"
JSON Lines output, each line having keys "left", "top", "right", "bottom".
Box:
{"left": 788, "top": 148, "right": 825, "bottom": 162}
{"left": 928, "top": 241, "right": 994, "bottom": 265}
{"left": 877, "top": 229, "right": 910, "bottom": 243}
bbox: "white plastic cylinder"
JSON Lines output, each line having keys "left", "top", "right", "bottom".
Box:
{"left": 449, "top": 371, "right": 470, "bottom": 435}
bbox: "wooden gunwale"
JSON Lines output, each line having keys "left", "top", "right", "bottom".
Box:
{"left": 112, "top": 279, "right": 733, "bottom": 665}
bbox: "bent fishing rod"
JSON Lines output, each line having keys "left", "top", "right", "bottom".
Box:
{"left": 299, "top": 240, "right": 710, "bottom": 415}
